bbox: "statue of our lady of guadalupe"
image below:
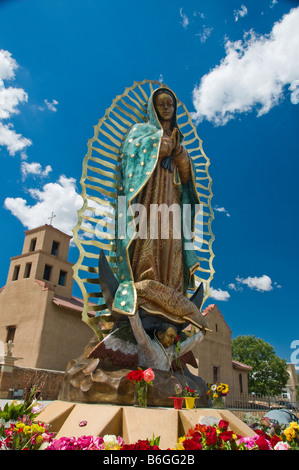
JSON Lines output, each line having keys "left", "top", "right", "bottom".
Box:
{"left": 113, "top": 87, "right": 209, "bottom": 331}
{"left": 59, "top": 82, "right": 215, "bottom": 406}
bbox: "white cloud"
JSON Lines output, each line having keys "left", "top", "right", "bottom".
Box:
{"left": 236, "top": 274, "right": 273, "bottom": 292}
{"left": 196, "top": 25, "right": 213, "bottom": 43}
{"left": 192, "top": 7, "right": 299, "bottom": 125}
{"left": 214, "top": 205, "right": 230, "bottom": 217}
{"left": 228, "top": 282, "right": 243, "bottom": 292}
{"left": 289, "top": 79, "right": 299, "bottom": 105}
{"left": 179, "top": 8, "right": 189, "bottom": 28}
{"left": 193, "top": 11, "right": 205, "bottom": 19}
{"left": 0, "top": 80, "right": 28, "bottom": 120}
{"left": 39, "top": 99, "right": 59, "bottom": 112}
{"left": 234, "top": 5, "right": 248, "bottom": 22}
{"left": 21, "top": 161, "right": 52, "bottom": 179}
{"left": 0, "top": 49, "right": 31, "bottom": 155}
{"left": 270, "top": 0, "right": 278, "bottom": 9}
{"left": 4, "top": 175, "right": 83, "bottom": 236}
{"left": 0, "top": 122, "right": 32, "bottom": 156}
{"left": 0, "top": 49, "right": 17, "bottom": 81}
{"left": 209, "top": 286, "right": 230, "bottom": 301}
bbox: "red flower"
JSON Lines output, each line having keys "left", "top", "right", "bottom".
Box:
{"left": 219, "top": 430, "right": 234, "bottom": 442}
{"left": 218, "top": 420, "right": 229, "bottom": 431}
{"left": 121, "top": 439, "right": 160, "bottom": 450}
{"left": 186, "top": 424, "right": 206, "bottom": 438}
{"left": 254, "top": 435, "right": 272, "bottom": 450}
{"left": 183, "top": 438, "right": 202, "bottom": 450}
{"left": 270, "top": 435, "right": 282, "bottom": 448}
{"left": 254, "top": 429, "right": 270, "bottom": 440}
{"left": 127, "top": 369, "right": 144, "bottom": 382}
{"left": 205, "top": 427, "right": 217, "bottom": 446}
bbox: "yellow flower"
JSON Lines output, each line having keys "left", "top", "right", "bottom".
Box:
{"left": 23, "top": 425, "right": 31, "bottom": 434}
{"left": 31, "top": 424, "right": 39, "bottom": 433}
{"left": 35, "top": 435, "right": 43, "bottom": 444}
{"left": 15, "top": 422, "right": 25, "bottom": 429}
{"left": 284, "top": 424, "right": 299, "bottom": 442}
{"left": 171, "top": 436, "right": 186, "bottom": 450}
{"left": 172, "top": 442, "right": 185, "bottom": 450}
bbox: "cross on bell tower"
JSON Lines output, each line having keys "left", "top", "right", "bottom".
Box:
{"left": 48, "top": 212, "right": 56, "bottom": 225}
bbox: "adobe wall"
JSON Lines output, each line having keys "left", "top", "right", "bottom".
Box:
{"left": 37, "top": 297, "right": 94, "bottom": 371}
{"left": 0, "top": 280, "right": 48, "bottom": 367}
{"left": 0, "top": 280, "right": 94, "bottom": 371}
{"left": 0, "top": 366, "right": 64, "bottom": 400}
{"left": 190, "top": 305, "right": 234, "bottom": 388}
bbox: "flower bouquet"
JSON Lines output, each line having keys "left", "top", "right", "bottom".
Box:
{"left": 182, "top": 386, "right": 199, "bottom": 409}
{"left": 207, "top": 382, "right": 229, "bottom": 408}
{"left": 171, "top": 384, "right": 199, "bottom": 409}
{"left": 127, "top": 367, "right": 155, "bottom": 407}
{"left": 283, "top": 421, "right": 299, "bottom": 449}
{"left": 0, "top": 416, "right": 54, "bottom": 450}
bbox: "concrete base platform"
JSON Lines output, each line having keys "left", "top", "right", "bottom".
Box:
{"left": 38, "top": 401, "right": 255, "bottom": 449}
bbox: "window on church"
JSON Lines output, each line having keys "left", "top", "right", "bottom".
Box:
{"left": 213, "top": 366, "right": 220, "bottom": 383}
{"left": 29, "top": 238, "right": 37, "bottom": 252}
{"left": 51, "top": 241, "right": 60, "bottom": 256}
{"left": 239, "top": 373, "right": 243, "bottom": 394}
{"left": 24, "top": 262, "right": 32, "bottom": 278}
{"left": 6, "top": 325, "right": 16, "bottom": 343}
{"left": 12, "top": 265, "right": 20, "bottom": 281}
{"left": 43, "top": 264, "right": 52, "bottom": 281}
{"left": 58, "top": 270, "right": 67, "bottom": 286}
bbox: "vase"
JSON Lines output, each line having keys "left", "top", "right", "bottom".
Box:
{"left": 134, "top": 382, "right": 148, "bottom": 407}
{"left": 169, "top": 397, "right": 184, "bottom": 410}
{"left": 184, "top": 397, "right": 196, "bottom": 409}
{"left": 212, "top": 396, "right": 225, "bottom": 409}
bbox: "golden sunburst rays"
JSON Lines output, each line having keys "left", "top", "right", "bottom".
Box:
{"left": 73, "top": 80, "right": 214, "bottom": 336}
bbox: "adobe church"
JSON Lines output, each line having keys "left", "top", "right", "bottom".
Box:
{"left": 0, "top": 224, "right": 251, "bottom": 402}
{"left": 0, "top": 224, "right": 93, "bottom": 371}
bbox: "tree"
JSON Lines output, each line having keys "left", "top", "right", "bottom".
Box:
{"left": 231, "top": 335, "right": 289, "bottom": 395}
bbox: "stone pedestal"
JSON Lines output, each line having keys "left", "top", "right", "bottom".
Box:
{"left": 37, "top": 400, "right": 256, "bottom": 449}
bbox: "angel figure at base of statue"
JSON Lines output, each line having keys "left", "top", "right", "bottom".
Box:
{"left": 128, "top": 310, "right": 204, "bottom": 372}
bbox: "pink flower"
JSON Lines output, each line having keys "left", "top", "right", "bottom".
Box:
{"left": 42, "top": 432, "right": 53, "bottom": 443}
{"left": 143, "top": 368, "right": 155, "bottom": 382}
{"left": 31, "top": 404, "right": 45, "bottom": 414}
{"left": 237, "top": 436, "right": 257, "bottom": 450}
{"left": 274, "top": 441, "right": 290, "bottom": 450}
{"left": 260, "top": 417, "right": 271, "bottom": 427}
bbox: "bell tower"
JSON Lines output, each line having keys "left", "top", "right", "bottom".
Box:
{"left": 6, "top": 224, "right": 73, "bottom": 298}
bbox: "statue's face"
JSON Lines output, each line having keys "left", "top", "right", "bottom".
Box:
{"left": 158, "top": 327, "right": 177, "bottom": 349}
{"left": 154, "top": 93, "right": 175, "bottom": 123}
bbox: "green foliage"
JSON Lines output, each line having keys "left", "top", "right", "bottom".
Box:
{"left": 232, "top": 335, "right": 289, "bottom": 395}
{"left": 0, "top": 401, "right": 37, "bottom": 422}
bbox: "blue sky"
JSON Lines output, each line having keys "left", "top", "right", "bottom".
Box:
{"left": 0, "top": 0, "right": 298, "bottom": 364}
